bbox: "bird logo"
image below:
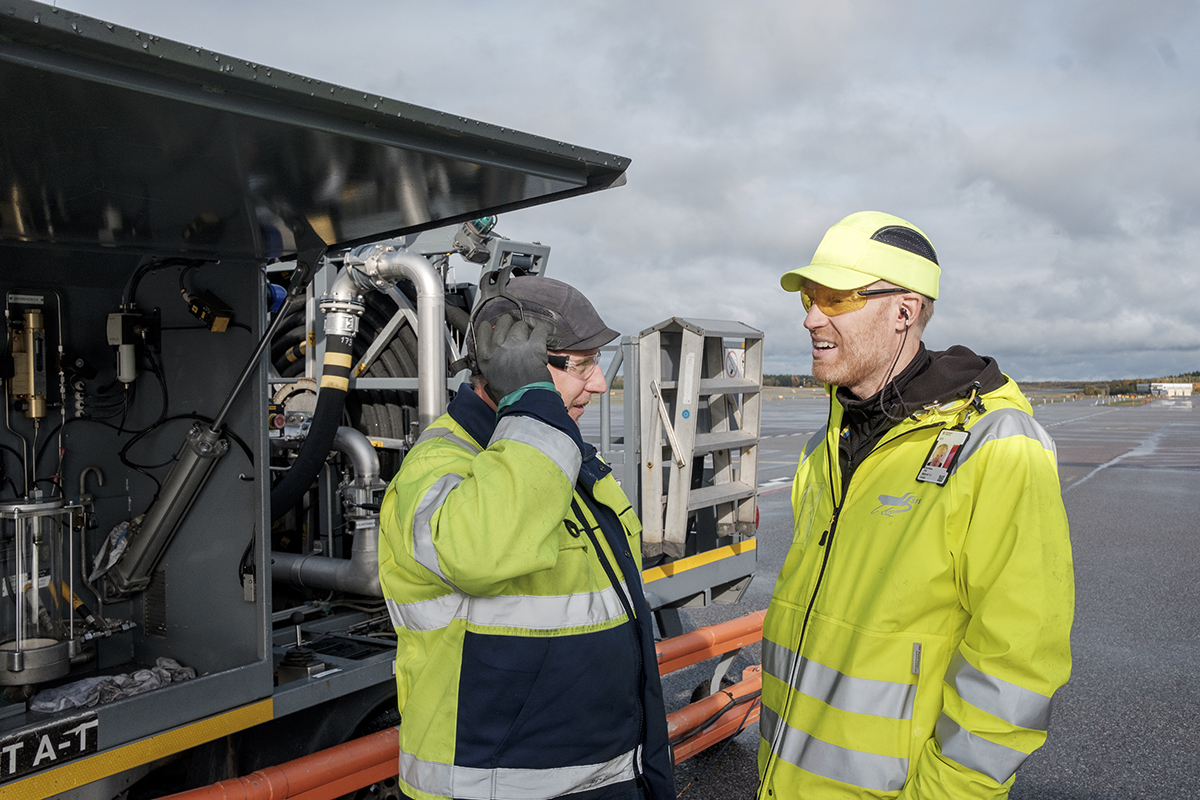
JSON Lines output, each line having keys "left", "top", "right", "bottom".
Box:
{"left": 872, "top": 492, "right": 920, "bottom": 517}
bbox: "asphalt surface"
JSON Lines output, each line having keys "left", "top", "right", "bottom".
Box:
{"left": 584, "top": 394, "right": 1200, "bottom": 799}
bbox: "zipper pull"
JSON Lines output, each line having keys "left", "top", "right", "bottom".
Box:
{"left": 819, "top": 507, "right": 841, "bottom": 547}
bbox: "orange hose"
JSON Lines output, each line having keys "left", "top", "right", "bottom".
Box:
{"left": 655, "top": 610, "right": 766, "bottom": 675}
{"left": 171, "top": 610, "right": 770, "bottom": 797}
{"left": 160, "top": 727, "right": 399, "bottom": 800}
{"left": 669, "top": 667, "right": 762, "bottom": 763}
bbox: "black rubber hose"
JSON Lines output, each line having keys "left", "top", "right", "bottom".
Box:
{"left": 271, "top": 322, "right": 308, "bottom": 365}
{"left": 280, "top": 356, "right": 307, "bottom": 379}
{"left": 270, "top": 331, "right": 353, "bottom": 521}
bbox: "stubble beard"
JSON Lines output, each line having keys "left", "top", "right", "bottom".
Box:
{"left": 811, "top": 308, "right": 896, "bottom": 397}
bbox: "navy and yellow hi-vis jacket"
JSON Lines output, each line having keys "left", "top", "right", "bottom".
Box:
{"left": 758, "top": 371, "right": 1074, "bottom": 799}
{"left": 379, "top": 385, "right": 675, "bottom": 800}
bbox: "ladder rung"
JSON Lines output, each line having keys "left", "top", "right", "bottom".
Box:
{"left": 688, "top": 481, "right": 755, "bottom": 511}
{"left": 698, "top": 377, "right": 760, "bottom": 396}
{"left": 693, "top": 431, "right": 757, "bottom": 455}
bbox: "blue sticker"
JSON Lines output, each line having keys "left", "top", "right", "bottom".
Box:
{"left": 682, "top": 409, "right": 691, "bottom": 419}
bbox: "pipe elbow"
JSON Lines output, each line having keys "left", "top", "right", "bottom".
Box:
{"left": 370, "top": 250, "right": 442, "bottom": 298}
{"left": 333, "top": 426, "right": 381, "bottom": 484}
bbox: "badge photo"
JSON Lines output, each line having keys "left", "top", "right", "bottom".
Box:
{"left": 917, "top": 428, "right": 970, "bottom": 486}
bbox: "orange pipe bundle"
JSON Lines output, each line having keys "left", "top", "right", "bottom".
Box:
{"left": 162, "top": 727, "right": 399, "bottom": 800}
{"left": 655, "top": 609, "right": 766, "bottom": 675}
{"left": 667, "top": 666, "right": 762, "bottom": 763}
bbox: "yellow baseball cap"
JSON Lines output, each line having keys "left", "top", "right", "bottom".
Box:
{"left": 780, "top": 211, "right": 940, "bottom": 299}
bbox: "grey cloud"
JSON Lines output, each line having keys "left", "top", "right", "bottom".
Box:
{"left": 58, "top": 0, "right": 1200, "bottom": 380}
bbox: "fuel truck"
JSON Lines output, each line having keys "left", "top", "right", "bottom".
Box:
{"left": 0, "top": 3, "right": 763, "bottom": 797}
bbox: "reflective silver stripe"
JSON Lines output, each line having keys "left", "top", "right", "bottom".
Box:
{"left": 416, "top": 425, "right": 483, "bottom": 454}
{"left": 936, "top": 713, "right": 1030, "bottom": 783}
{"left": 491, "top": 416, "right": 582, "bottom": 485}
{"left": 946, "top": 653, "right": 1052, "bottom": 731}
{"left": 412, "top": 473, "right": 464, "bottom": 589}
{"left": 761, "top": 706, "right": 908, "bottom": 792}
{"left": 762, "top": 640, "right": 916, "bottom": 720}
{"left": 399, "top": 746, "right": 636, "bottom": 800}
{"left": 956, "top": 408, "right": 1057, "bottom": 470}
{"left": 802, "top": 425, "right": 827, "bottom": 463}
{"left": 386, "top": 597, "right": 407, "bottom": 629}
{"left": 386, "top": 583, "right": 631, "bottom": 632}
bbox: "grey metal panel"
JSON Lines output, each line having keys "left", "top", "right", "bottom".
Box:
{"left": 642, "top": 548, "right": 757, "bottom": 609}
{"left": 270, "top": 652, "right": 396, "bottom": 719}
{"left": 0, "top": 0, "right": 629, "bottom": 264}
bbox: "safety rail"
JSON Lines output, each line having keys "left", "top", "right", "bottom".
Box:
{"left": 164, "top": 611, "right": 766, "bottom": 799}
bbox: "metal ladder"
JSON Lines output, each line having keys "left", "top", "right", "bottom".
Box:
{"left": 637, "top": 318, "right": 763, "bottom": 559}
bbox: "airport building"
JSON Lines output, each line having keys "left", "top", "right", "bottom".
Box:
{"left": 1140, "top": 382, "right": 1194, "bottom": 397}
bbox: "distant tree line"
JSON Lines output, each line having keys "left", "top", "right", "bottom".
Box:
{"left": 1024, "top": 370, "right": 1199, "bottom": 396}
{"left": 764, "top": 374, "right": 819, "bottom": 388}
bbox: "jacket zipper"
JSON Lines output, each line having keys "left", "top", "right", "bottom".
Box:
{"left": 759, "top": 416, "right": 946, "bottom": 796}
{"left": 571, "top": 497, "right": 647, "bottom": 789}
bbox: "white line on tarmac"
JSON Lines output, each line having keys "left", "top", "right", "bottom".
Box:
{"left": 1063, "top": 428, "right": 1164, "bottom": 493}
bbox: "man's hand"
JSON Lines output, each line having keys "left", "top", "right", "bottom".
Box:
{"left": 476, "top": 313, "right": 553, "bottom": 405}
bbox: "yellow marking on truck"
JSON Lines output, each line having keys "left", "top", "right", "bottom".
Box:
{"left": 642, "top": 539, "right": 757, "bottom": 584}
{"left": 4, "top": 699, "right": 274, "bottom": 799}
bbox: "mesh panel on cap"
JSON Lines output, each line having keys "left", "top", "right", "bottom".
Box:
{"left": 871, "top": 225, "right": 939, "bottom": 265}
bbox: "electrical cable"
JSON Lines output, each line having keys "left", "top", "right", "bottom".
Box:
{"left": 668, "top": 689, "right": 762, "bottom": 747}
{"left": 119, "top": 413, "right": 254, "bottom": 469}
{"left": 675, "top": 697, "right": 761, "bottom": 798}
{"left": 143, "top": 346, "right": 169, "bottom": 427}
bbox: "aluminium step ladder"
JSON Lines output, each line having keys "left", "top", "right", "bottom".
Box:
{"left": 637, "top": 318, "right": 763, "bottom": 559}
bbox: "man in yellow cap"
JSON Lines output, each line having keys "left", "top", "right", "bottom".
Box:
{"left": 757, "top": 211, "right": 1074, "bottom": 799}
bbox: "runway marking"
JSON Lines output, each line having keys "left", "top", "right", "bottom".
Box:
{"left": 1042, "top": 410, "right": 1116, "bottom": 429}
{"left": 1063, "top": 428, "right": 1164, "bottom": 493}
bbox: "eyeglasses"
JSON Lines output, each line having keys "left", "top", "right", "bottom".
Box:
{"left": 548, "top": 352, "right": 601, "bottom": 379}
{"left": 800, "top": 283, "right": 909, "bottom": 316}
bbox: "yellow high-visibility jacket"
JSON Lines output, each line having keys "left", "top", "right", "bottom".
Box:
{"left": 759, "top": 375, "right": 1074, "bottom": 799}
{"left": 379, "top": 386, "right": 674, "bottom": 800}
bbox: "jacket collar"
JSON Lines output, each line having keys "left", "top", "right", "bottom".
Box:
{"left": 447, "top": 383, "right": 498, "bottom": 449}
{"left": 448, "top": 383, "right": 607, "bottom": 489}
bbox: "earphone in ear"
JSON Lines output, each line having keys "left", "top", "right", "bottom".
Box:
{"left": 901, "top": 308, "right": 910, "bottom": 319}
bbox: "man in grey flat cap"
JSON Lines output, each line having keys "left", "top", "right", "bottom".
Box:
{"left": 379, "top": 270, "right": 675, "bottom": 800}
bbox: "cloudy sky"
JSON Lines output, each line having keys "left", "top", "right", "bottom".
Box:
{"left": 62, "top": 1, "right": 1200, "bottom": 381}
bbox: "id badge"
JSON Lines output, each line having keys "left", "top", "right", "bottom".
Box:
{"left": 916, "top": 428, "right": 970, "bottom": 486}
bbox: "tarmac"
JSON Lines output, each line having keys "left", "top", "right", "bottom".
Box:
{"left": 585, "top": 394, "right": 1199, "bottom": 799}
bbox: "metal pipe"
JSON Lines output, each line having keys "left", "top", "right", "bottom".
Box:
{"left": 358, "top": 248, "right": 446, "bottom": 431}
{"left": 600, "top": 346, "right": 623, "bottom": 464}
{"left": 333, "top": 425, "right": 380, "bottom": 484}
{"left": 271, "top": 427, "right": 383, "bottom": 596}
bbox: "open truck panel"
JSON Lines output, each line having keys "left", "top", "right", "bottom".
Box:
{"left": 0, "top": 3, "right": 759, "bottom": 798}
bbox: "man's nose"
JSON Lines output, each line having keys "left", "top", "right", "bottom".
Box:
{"left": 803, "top": 305, "right": 829, "bottom": 331}
{"left": 585, "top": 365, "right": 608, "bottom": 394}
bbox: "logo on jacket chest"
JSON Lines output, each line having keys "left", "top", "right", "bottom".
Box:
{"left": 871, "top": 492, "right": 920, "bottom": 517}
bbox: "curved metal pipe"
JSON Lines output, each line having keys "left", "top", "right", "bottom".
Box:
{"left": 271, "top": 427, "right": 384, "bottom": 597}
{"left": 333, "top": 425, "right": 380, "bottom": 484}
{"left": 270, "top": 528, "right": 381, "bottom": 597}
{"left": 359, "top": 249, "right": 446, "bottom": 431}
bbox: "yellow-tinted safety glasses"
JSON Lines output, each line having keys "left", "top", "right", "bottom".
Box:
{"left": 548, "top": 351, "right": 601, "bottom": 379}
{"left": 800, "top": 283, "right": 908, "bottom": 316}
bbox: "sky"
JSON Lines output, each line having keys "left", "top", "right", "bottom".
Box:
{"left": 58, "top": 0, "right": 1200, "bottom": 381}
